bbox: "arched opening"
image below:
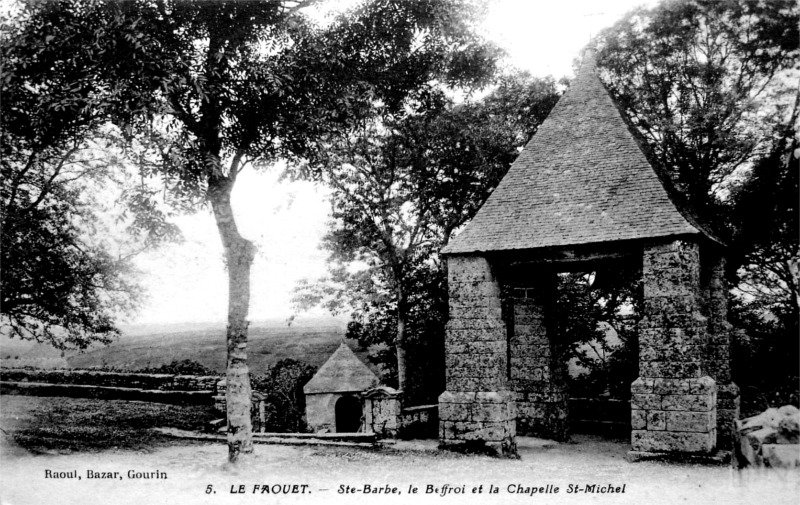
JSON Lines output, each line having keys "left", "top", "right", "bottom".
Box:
{"left": 335, "top": 395, "right": 362, "bottom": 433}
{"left": 503, "top": 257, "right": 641, "bottom": 441}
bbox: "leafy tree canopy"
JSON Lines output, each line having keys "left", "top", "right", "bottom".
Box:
{"left": 5, "top": 0, "right": 504, "bottom": 460}
{"left": 294, "top": 72, "right": 562, "bottom": 399}
{"left": 1, "top": 1, "right": 180, "bottom": 349}
{"left": 597, "top": 0, "right": 799, "bottom": 408}
{"left": 596, "top": 0, "right": 798, "bottom": 216}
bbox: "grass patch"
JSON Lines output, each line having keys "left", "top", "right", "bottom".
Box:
{"left": 1, "top": 395, "right": 217, "bottom": 454}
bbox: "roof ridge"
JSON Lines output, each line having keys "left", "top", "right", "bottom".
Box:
{"left": 303, "top": 342, "right": 378, "bottom": 394}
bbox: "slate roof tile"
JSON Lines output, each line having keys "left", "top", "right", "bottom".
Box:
{"left": 443, "top": 50, "right": 713, "bottom": 255}
{"left": 303, "top": 342, "right": 378, "bottom": 394}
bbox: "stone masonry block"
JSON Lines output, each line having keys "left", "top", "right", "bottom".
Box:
{"left": 631, "top": 394, "right": 662, "bottom": 410}
{"left": 449, "top": 297, "right": 502, "bottom": 309}
{"left": 653, "top": 378, "right": 694, "bottom": 395}
{"left": 631, "top": 377, "right": 654, "bottom": 394}
{"left": 438, "top": 402, "right": 470, "bottom": 422}
{"left": 446, "top": 375, "right": 507, "bottom": 392}
{"left": 448, "top": 341, "right": 505, "bottom": 355}
{"left": 509, "top": 345, "right": 549, "bottom": 362}
{"left": 510, "top": 366, "right": 545, "bottom": 382}
{"left": 475, "top": 391, "right": 515, "bottom": 403}
{"left": 639, "top": 360, "right": 704, "bottom": 379}
{"left": 446, "top": 318, "right": 505, "bottom": 331}
{"left": 439, "top": 391, "right": 476, "bottom": 403}
{"left": 447, "top": 328, "right": 506, "bottom": 343}
{"left": 512, "top": 323, "right": 547, "bottom": 339}
{"left": 447, "top": 254, "right": 493, "bottom": 273}
{"left": 456, "top": 422, "right": 511, "bottom": 442}
{"left": 631, "top": 429, "right": 715, "bottom": 453}
{"left": 449, "top": 280, "right": 501, "bottom": 300}
{"left": 661, "top": 394, "right": 715, "bottom": 412}
{"left": 666, "top": 410, "right": 715, "bottom": 433}
{"left": 647, "top": 411, "right": 667, "bottom": 430}
{"left": 693, "top": 376, "right": 716, "bottom": 393}
{"left": 446, "top": 353, "right": 505, "bottom": 371}
{"left": 449, "top": 306, "right": 503, "bottom": 320}
{"left": 632, "top": 410, "right": 647, "bottom": 430}
{"left": 471, "top": 403, "right": 512, "bottom": 423}
{"left": 448, "top": 353, "right": 506, "bottom": 370}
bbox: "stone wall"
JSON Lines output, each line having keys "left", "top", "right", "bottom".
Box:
{"left": 400, "top": 405, "right": 438, "bottom": 438}
{"left": 0, "top": 368, "right": 220, "bottom": 391}
{"left": 510, "top": 280, "right": 568, "bottom": 440}
{"left": 438, "top": 255, "right": 516, "bottom": 456}
{"left": 363, "top": 387, "right": 438, "bottom": 438}
{"left": 632, "top": 240, "right": 717, "bottom": 454}
{"left": 305, "top": 392, "right": 342, "bottom": 432}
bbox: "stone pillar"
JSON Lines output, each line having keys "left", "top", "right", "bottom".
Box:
{"left": 362, "top": 387, "right": 402, "bottom": 438}
{"left": 439, "top": 255, "right": 517, "bottom": 456}
{"left": 632, "top": 240, "right": 717, "bottom": 454}
{"left": 702, "top": 253, "right": 739, "bottom": 450}
{"left": 510, "top": 276, "right": 569, "bottom": 440}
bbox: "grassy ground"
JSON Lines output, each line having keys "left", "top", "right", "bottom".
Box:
{"left": 1, "top": 317, "right": 355, "bottom": 373}
{"left": 2, "top": 395, "right": 799, "bottom": 505}
{"left": 0, "top": 395, "right": 217, "bottom": 454}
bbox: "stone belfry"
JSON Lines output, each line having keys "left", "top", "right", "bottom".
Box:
{"left": 438, "top": 48, "right": 738, "bottom": 458}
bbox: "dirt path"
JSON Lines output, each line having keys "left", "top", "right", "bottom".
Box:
{"left": 2, "top": 432, "right": 798, "bottom": 505}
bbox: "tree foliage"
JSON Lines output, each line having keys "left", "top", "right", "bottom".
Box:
{"left": 554, "top": 266, "right": 641, "bottom": 400}
{"left": 596, "top": 0, "right": 799, "bottom": 406}
{"left": 251, "top": 358, "right": 316, "bottom": 433}
{"left": 6, "top": 0, "right": 507, "bottom": 459}
{"left": 1, "top": 1, "right": 179, "bottom": 349}
{"left": 597, "top": 0, "right": 799, "bottom": 215}
{"left": 295, "top": 73, "right": 561, "bottom": 401}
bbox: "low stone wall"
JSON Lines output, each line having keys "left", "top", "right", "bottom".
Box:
{"left": 0, "top": 381, "right": 214, "bottom": 405}
{"left": 363, "top": 387, "right": 438, "bottom": 438}
{"left": 400, "top": 404, "right": 438, "bottom": 438}
{"left": 0, "top": 368, "right": 220, "bottom": 391}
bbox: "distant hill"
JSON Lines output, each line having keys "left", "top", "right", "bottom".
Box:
{"left": 1, "top": 317, "right": 371, "bottom": 375}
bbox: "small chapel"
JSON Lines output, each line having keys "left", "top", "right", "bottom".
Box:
{"left": 304, "top": 342, "right": 378, "bottom": 433}
{"left": 437, "top": 48, "right": 739, "bottom": 458}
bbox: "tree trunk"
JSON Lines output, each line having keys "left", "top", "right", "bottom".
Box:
{"left": 208, "top": 177, "right": 256, "bottom": 463}
{"left": 395, "top": 287, "right": 408, "bottom": 393}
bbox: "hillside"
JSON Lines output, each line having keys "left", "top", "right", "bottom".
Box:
{"left": 2, "top": 317, "right": 370, "bottom": 375}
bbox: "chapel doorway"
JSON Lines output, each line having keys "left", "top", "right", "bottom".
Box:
{"left": 335, "top": 395, "right": 362, "bottom": 432}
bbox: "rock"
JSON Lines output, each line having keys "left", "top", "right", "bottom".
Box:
{"left": 736, "top": 405, "right": 800, "bottom": 468}
{"left": 761, "top": 444, "right": 800, "bottom": 468}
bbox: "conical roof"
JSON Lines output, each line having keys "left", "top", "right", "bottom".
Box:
{"left": 443, "top": 50, "right": 713, "bottom": 255}
{"left": 303, "top": 342, "right": 378, "bottom": 394}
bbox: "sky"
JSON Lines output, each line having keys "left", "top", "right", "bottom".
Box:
{"left": 130, "top": 0, "right": 657, "bottom": 325}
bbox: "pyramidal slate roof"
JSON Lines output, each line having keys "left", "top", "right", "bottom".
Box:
{"left": 443, "top": 50, "right": 713, "bottom": 255}
{"left": 303, "top": 342, "right": 378, "bottom": 394}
